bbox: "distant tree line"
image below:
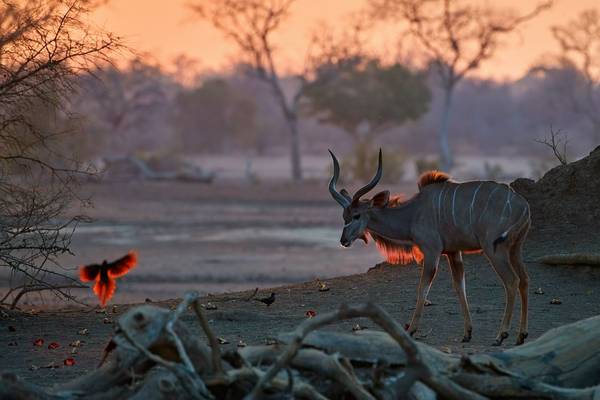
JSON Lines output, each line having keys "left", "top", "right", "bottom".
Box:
{"left": 63, "top": 48, "right": 600, "bottom": 167}
{"left": 17, "top": 1, "right": 600, "bottom": 182}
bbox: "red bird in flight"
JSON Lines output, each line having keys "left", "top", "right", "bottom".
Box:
{"left": 79, "top": 251, "right": 138, "bottom": 306}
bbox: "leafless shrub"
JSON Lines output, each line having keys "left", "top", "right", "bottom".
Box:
{"left": 0, "top": 0, "right": 121, "bottom": 308}
{"left": 535, "top": 126, "right": 569, "bottom": 166}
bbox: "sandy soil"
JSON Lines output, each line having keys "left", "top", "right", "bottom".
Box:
{"left": 1, "top": 179, "right": 599, "bottom": 388}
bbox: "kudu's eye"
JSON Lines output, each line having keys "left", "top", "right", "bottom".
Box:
{"left": 353, "top": 214, "right": 360, "bottom": 220}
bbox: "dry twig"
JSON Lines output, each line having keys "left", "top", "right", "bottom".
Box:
{"left": 535, "top": 126, "right": 569, "bottom": 165}
{"left": 191, "top": 298, "right": 225, "bottom": 378}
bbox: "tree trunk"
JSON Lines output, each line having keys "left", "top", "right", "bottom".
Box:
{"left": 438, "top": 87, "right": 454, "bottom": 171}
{"left": 266, "top": 75, "right": 303, "bottom": 182}
{"left": 287, "top": 114, "right": 303, "bottom": 182}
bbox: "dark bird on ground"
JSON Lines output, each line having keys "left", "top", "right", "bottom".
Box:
{"left": 254, "top": 292, "right": 276, "bottom": 306}
{"left": 79, "top": 251, "right": 138, "bottom": 306}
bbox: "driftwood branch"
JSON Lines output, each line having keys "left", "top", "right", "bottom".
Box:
{"left": 165, "top": 292, "right": 201, "bottom": 374}
{"left": 535, "top": 253, "right": 600, "bottom": 265}
{"left": 119, "top": 321, "right": 211, "bottom": 400}
{"left": 117, "top": 291, "right": 213, "bottom": 400}
{"left": 240, "top": 346, "right": 374, "bottom": 400}
{"left": 191, "top": 298, "right": 225, "bottom": 378}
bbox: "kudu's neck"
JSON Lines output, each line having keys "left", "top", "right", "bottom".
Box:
{"left": 366, "top": 198, "right": 418, "bottom": 241}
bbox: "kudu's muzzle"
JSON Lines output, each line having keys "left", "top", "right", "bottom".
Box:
{"left": 340, "top": 235, "right": 352, "bottom": 248}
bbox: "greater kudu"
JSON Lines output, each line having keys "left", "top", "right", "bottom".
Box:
{"left": 328, "top": 150, "right": 531, "bottom": 345}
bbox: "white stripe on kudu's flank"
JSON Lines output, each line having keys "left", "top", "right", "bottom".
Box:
{"left": 451, "top": 185, "right": 459, "bottom": 227}
{"left": 500, "top": 186, "right": 512, "bottom": 222}
{"left": 437, "top": 185, "right": 445, "bottom": 223}
{"left": 479, "top": 186, "right": 500, "bottom": 222}
{"left": 469, "top": 182, "right": 484, "bottom": 226}
{"left": 501, "top": 206, "right": 528, "bottom": 239}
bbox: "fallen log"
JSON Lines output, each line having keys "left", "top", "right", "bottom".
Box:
{"left": 1, "top": 291, "right": 599, "bottom": 399}
{"left": 535, "top": 253, "right": 600, "bottom": 266}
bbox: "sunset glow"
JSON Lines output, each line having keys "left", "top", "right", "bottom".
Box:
{"left": 91, "top": 0, "right": 598, "bottom": 80}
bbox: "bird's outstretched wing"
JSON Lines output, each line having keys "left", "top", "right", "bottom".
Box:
{"left": 107, "top": 251, "right": 137, "bottom": 278}
{"left": 79, "top": 263, "right": 102, "bottom": 282}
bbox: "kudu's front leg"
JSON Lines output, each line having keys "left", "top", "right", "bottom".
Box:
{"left": 407, "top": 250, "right": 440, "bottom": 336}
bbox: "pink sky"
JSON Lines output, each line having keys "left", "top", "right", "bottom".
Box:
{"left": 90, "top": 0, "right": 598, "bottom": 81}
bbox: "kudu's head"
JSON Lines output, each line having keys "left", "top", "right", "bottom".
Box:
{"left": 328, "top": 149, "right": 390, "bottom": 247}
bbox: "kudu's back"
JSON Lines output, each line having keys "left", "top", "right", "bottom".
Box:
{"left": 416, "top": 177, "right": 530, "bottom": 253}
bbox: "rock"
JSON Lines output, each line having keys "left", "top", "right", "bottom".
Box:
{"left": 511, "top": 146, "right": 600, "bottom": 238}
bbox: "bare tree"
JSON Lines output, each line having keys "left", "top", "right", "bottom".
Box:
{"left": 0, "top": 0, "right": 120, "bottom": 308}
{"left": 76, "top": 57, "right": 173, "bottom": 156}
{"left": 551, "top": 9, "right": 600, "bottom": 144}
{"left": 369, "top": 0, "right": 552, "bottom": 171}
{"left": 190, "top": 0, "right": 306, "bottom": 181}
{"left": 535, "top": 126, "right": 569, "bottom": 166}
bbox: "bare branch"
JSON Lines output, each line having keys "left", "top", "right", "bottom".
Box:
{"left": 165, "top": 291, "right": 202, "bottom": 375}
{"left": 535, "top": 126, "right": 569, "bottom": 166}
{"left": 191, "top": 298, "right": 225, "bottom": 378}
{"left": 0, "top": 0, "right": 122, "bottom": 304}
{"left": 1, "top": 283, "right": 87, "bottom": 310}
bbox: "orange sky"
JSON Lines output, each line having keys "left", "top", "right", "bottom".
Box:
{"left": 90, "top": 0, "right": 598, "bottom": 81}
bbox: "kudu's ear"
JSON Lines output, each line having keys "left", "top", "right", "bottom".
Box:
{"left": 370, "top": 190, "right": 390, "bottom": 208}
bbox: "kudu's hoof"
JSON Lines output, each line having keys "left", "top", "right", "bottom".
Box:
{"left": 404, "top": 323, "right": 416, "bottom": 336}
{"left": 492, "top": 331, "right": 509, "bottom": 346}
{"left": 461, "top": 328, "right": 473, "bottom": 343}
{"left": 516, "top": 332, "right": 528, "bottom": 345}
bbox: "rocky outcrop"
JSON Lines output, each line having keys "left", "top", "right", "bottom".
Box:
{"left": 512, "top": 146, "right": 600, "bottom": 234}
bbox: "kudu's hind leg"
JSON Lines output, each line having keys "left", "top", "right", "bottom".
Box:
{"left": 485, "top": 246, "right": 519, "bottom": 346}
{"left": 510, "top": 228, "right": 530, "bottom": 345}
{"left": 448, "top": 252, "right": 473, "bottom": 342}
{"left": 407, "top": 251, "right": 441, "bottom": 336}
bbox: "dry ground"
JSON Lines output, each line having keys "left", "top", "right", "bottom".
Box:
{"left": 0, "top": 179, "right": 599, "bottom": 388}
